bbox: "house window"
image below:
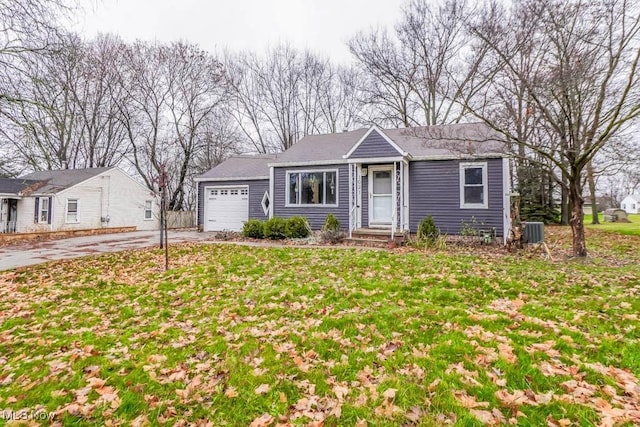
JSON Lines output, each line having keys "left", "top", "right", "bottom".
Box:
{"left": 287, "top": 170, "right": 338, "bottom": 206}
{"left": 144, "top": 200, "right": 153, "bottom": 220}
{"left": 39, "top": 198, "right": 49, "bottom": 223}
{"left": 66, "top": 199, "right": 78, "bottom": 223}
{"left": 460, "top": 162, "right": 488, "bottom": 209}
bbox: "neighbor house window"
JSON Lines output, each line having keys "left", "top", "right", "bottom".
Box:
{"left": 144, "top": 200, "right": 153, "bottom": 220}
{"left": 66, "top": 199, "right": 78, "bottom": 223}
{"left": 287, "top": 170, "right": 338, "bottom": 206}
{"left": 460, "top": 162, "right": 488, "bottom": 209}
{"left": 39, "top": 198, "right": 49, "bottom": 223}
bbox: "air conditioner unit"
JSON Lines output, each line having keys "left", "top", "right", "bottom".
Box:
{"left": 523, "top": 222, "right": 544, "bottom": 244}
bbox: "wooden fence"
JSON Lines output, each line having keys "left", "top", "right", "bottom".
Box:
{"left": 166, "top": 211, "right": 196, "bottom": 229}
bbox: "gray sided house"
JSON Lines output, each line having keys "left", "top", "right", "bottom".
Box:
{"left": 195, "top": 155, "right": 275, "bottom": 231}
{"left": 196, "top": 124, "right": 512, "bottom": 242}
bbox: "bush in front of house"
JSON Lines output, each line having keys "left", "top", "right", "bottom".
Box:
{"left": 263, "top": 217, "right": 288, "bottom": 240}
{"left": 320, "top": 213, "right": 345, "bottom": 243}
{"left": 285, "top": 216, "right": 311, "bottom": 238}
{"left": 242, "top": 219, "right": 264, "bottom": 239}
{"left": 417, "top": 216, "right": 439, "bottom": 243}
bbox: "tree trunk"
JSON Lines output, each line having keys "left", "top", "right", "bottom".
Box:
{"left": 587, "top": 161, "right": 599, "bottom": 224}
{"left": 568, "top": 178, "right": 587, "bottom": 257}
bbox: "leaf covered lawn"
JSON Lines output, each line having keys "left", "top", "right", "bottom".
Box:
{"left": 1, "top": 234, "right": 640, "bottom": 426}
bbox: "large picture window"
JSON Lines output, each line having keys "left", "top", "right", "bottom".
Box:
{"left": 287, "top": 170, "right": 338, "bottom": 206}
{"left": 460, "top": 162, "right": 488, "bottom": 209}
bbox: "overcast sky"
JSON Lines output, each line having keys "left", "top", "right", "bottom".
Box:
{"left": 72, "top": 0, "right": 405, "bottom": 62}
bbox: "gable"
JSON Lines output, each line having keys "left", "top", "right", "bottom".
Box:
{"left": 346, "top": 128, "right": 404, "bottom": 159}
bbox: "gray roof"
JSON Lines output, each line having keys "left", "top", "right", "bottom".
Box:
{"left": 272, "top": 128, "right": 369, "bottom": 163}
{"left": 384, "top": 123, "right": 506, "bottom": 158}
{"left": 0, "top": 178, "right": 42, "bottom": 196}
{"left": 19, "top": 167, "right": 113, "bottom": 194}
{"left": 271, "top": 123, "right": 506, "bottom": 164}
{"left": 198, "top": 123, "right": 507, "bottom": 180}
{"left": 197, "top": 155, "right": 276, "bottom": 180}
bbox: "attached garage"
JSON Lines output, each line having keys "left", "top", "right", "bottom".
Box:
{"left": 203, "top": 186, "right": 249, "bottom": 231}
{"left": 196, "top": 154, "right": 275, "bottom": 232}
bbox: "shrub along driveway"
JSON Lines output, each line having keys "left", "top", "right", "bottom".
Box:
{"left": 0, "top": 228, "right": 639, "bottom": 426}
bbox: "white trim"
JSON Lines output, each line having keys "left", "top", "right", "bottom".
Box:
{"left": 38, "top": 197, "right": 50, "bottom": 224}
{"left": 343, "top": 126, "right": 407, "bottom": 159}
{"left": 194, "top": 176, "right": 269, "bottom": 182}
{"left": 143, "top": 199, "right": 154, "bottom": 221}
{"left": 269, "top": 167, "right": 274, "bottom": 218}
{"left": 269, "top": 159, "right": 347, "bottom": 167}
{"left": 261, "top": 191, "right": 270, "bottom": 216}
{"left": 347, "top": 156, "right": 405, "bottom": 164}
{"left": 403, "top": 160, "right": 410, "bottom": 232}
{"left": 410, "top": 153, "right": 507, "bottom": 161}
{"left": 502, "top": 158, "right": 512, "bottom": 245}
{"left": 368, "top": 164, "right": 394, "bottom": 227}
{"left": 65, "top": 198, "right": 79, "bottom": 223}
{"left": 285, "top": 168, "right": 339, "bottom": 208}
{"left": 356, "top": 164, "right": 362, "bottom": 228}
{"left": 460, "top": 162, "right": 489, "bottom": 209}
{"left": 202, "top": 184, "right": 250, "bottom": 232}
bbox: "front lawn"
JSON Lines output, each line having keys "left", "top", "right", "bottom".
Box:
{"left": 1, "top": 230, "right": 639, "bottom": 426}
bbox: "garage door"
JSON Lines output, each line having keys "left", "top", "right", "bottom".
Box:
{"left": 204, "top": 187, "right": 249, "bottom": 231}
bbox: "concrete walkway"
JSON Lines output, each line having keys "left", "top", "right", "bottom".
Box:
{"left": 0, "top": 230, "right": 211, "bottom": 271}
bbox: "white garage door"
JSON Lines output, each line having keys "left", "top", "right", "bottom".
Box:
{"left": 204, "top": 187, "right": 249, "bottom": 231}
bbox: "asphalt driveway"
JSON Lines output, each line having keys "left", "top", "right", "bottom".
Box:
{"left": 0, "top": 230, "right": 212, "bottom": 271}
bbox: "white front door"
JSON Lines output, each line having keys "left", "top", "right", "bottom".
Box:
{"left": 369, "top": 166, "right": 393, "bottom": 226}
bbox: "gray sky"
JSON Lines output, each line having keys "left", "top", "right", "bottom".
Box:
{"left": 73, "top": 0, "right": 405, "bottom": 62}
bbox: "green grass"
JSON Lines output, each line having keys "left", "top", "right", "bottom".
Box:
{"left": 584, "top": 213, "right": 640, "bottom": 235}
{"left": 1, "top": 230, "right": 639, "bottom": 426}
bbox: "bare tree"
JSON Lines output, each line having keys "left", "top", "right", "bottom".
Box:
{"left": 116, "top": 41, "right": 228, "bottom": 210}
{"left": 227, "top": 44, "right": 360, "bottom": 153}
{"left": 466, "top": 0, "right": 640, "bottom": 257}
{"left": 1, "top": 34, "right": 85, "bottom": 170}
{"left": 349, "top": 0, "right": 482, "bottom": 127}
{"left": 70, "top": 33, "right": 130, "bottom": 168}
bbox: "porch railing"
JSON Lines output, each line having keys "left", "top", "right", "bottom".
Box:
{"left": 1, "top": 221, "right": 16, "bottom": 233}
{"left": 349, "top": 205, "right": 357, "bottom": 239}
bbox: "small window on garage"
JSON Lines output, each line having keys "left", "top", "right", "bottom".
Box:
{"left": 66, "top": 199, "right": 79, "bottom": 223}
{"left": 210, "top": 189, "right": 218, "bottom": 196}
{"left": 241, "top": 188, "right": 248, "bottom": 196}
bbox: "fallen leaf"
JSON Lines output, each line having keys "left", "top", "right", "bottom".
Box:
{"left": 249, "top": 413, "right": 274, "bottom": 427}
{"left": 254, "top": 383, "right": 271, "bottom": 395}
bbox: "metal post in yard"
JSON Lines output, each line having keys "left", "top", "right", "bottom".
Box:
{"left": 159, "top": 164, "right": 169, "bottom": 271}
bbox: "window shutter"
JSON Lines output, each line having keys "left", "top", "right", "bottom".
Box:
{"left": 34, "top": 197, "right": 40, "bottom": 223}
{"left": 47, "top": 197, "right": 52, "bottom": 224}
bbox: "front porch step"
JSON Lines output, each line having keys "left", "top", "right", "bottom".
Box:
{"left": 348, "top": 228, "right": 407, "bottom": 246}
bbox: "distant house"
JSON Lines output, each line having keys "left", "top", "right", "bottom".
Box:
{"left": 621, "top": 194, "right": 640, "bottom": 214}
{"left": 196, "top": 123, "right": 512, "bottom": 242}
{"left": 0, "top": 167, "right": 159, "bottom": 233}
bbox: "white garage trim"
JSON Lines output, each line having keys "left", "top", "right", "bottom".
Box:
{"left": 203, "top": 185, "right": 249, "bottom": 232}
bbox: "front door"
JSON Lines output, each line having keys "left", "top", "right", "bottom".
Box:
{"left": 369, "top": 166, "right": 393, "bottom": 226}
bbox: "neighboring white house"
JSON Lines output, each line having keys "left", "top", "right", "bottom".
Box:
{"left": 0, "top": 167, "right": 159, "bottom": 233}
{"left": 621, "top": 194, "right": 640, "bottom": 214}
